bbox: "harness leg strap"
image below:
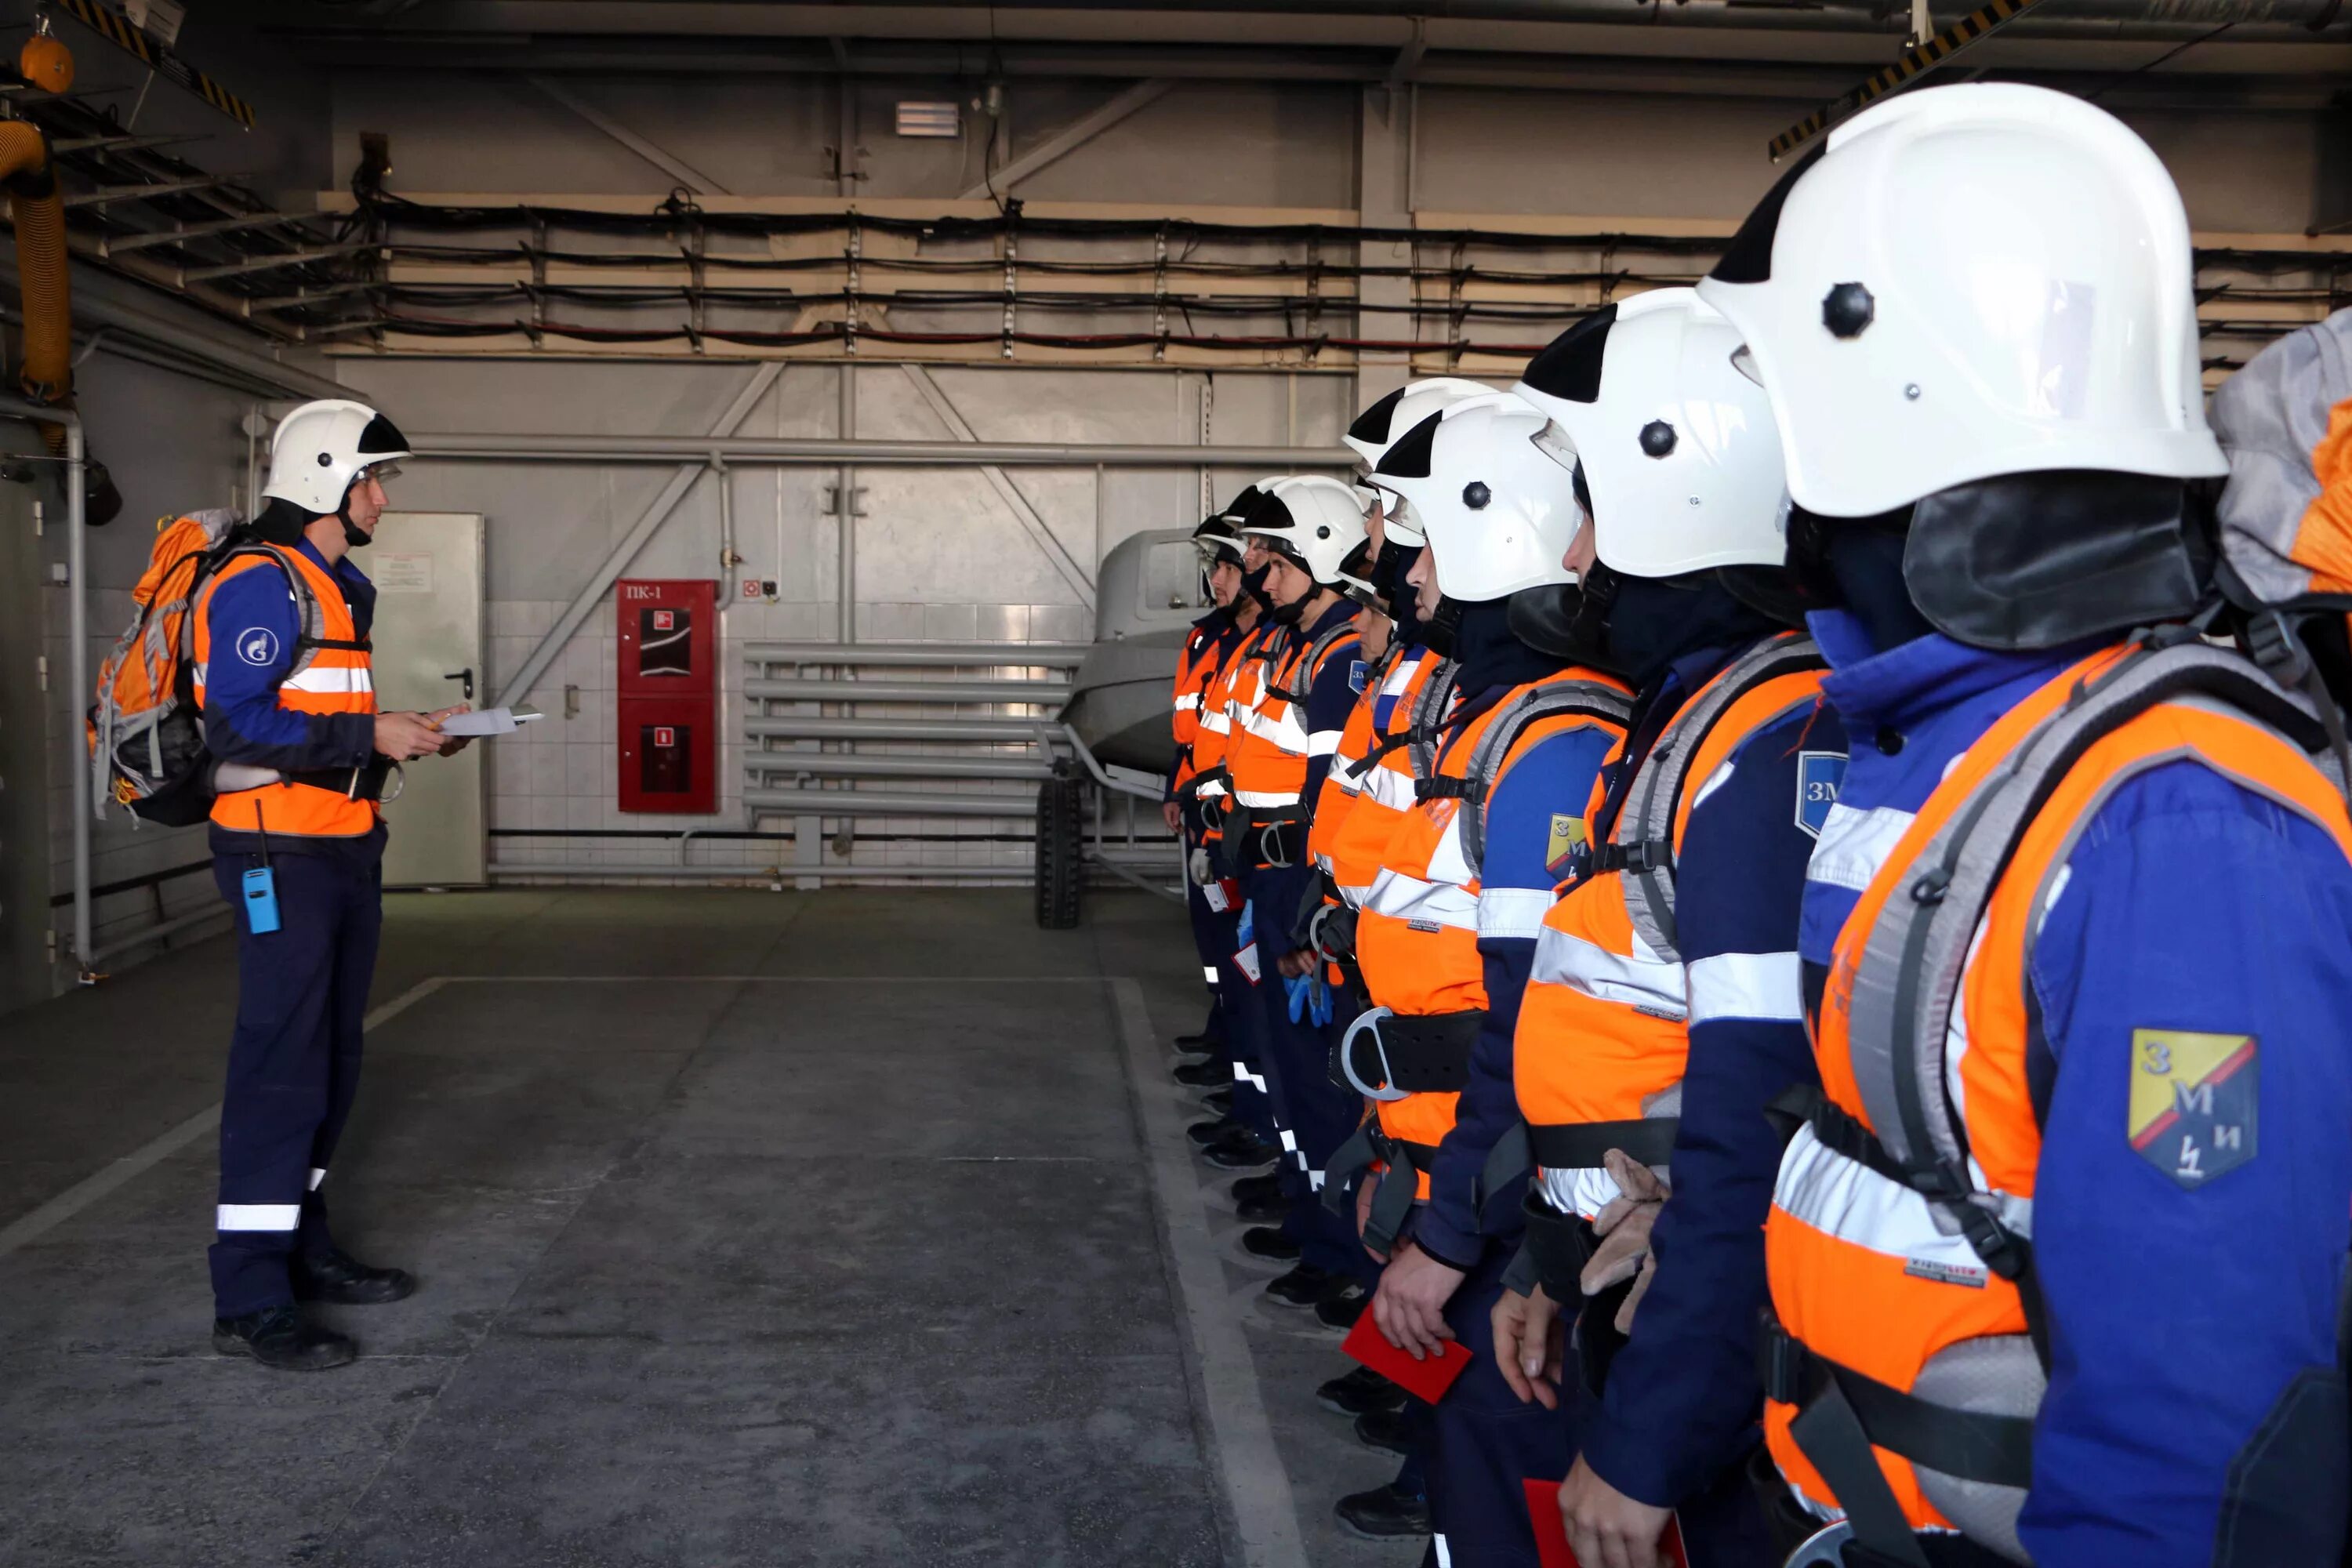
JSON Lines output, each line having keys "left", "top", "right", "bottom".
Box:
{"left": 1322, "top": 1123, "right": 1377, "bottom": 1218}
{"left": 1363, "top": 1145, "right": 1420, "bottom": 1258}
{"left": 1475, "top": 1121, "right": 1531, "bottom": 1232}
{"left": 1787, "top": 1377, "right": 1933, "bottom": 1568}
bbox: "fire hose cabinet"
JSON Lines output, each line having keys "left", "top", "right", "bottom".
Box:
{"left": 616, "top": 579, "right": 717, "bottom": 814}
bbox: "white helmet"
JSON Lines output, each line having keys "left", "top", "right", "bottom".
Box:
{"left": 1349, "top": 377, "right": 1499, "bottom": 546}
{"left": 1246, "top": 474, "right": 1371, "bottom": 586}
{"left": 1515, "top": 289, "right": 1788, "bottom": 579}
{"left": 263, "top": 398, "right": 412, "bottom": 515}
{"left": 1374, "top": 396, "right": 1584, "bottom": 602}
{"left": 1696, "top": 83, "right": 2223, "bottom": 519}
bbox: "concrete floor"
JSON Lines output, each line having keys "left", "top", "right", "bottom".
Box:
{"left": 0, "top": 888, "right": 1422, "bottom": 1568}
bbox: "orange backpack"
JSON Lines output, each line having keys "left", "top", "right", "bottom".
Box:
{"left": 86, "top": 511, "right": 325, "bottom": 826}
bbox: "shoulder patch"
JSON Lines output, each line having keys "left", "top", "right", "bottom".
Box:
{"left": 1795, "top": 750, "right": 1846, "bottom": 839}
{"left": 1348, "top": 659, "right": 1369, "bottom": 694}
{"left": 2129, "top": 1029, "right": 2257, "bottom": 1189}
{"left": 235, "top": 626, "right": 282, "bottom": 668}
{"left": 1544, "top": 812, "right": 1586, "bottom": 877}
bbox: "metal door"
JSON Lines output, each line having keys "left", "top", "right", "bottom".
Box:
{"left": 370, "top": 511, "right": 486, "bottom": 887}
{"left": 0, "top": 484, "right": 50, "bottom": 1013}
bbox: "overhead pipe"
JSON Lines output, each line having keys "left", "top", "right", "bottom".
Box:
{"left": 0, "top": 122, "right": 118, "bottom": 523}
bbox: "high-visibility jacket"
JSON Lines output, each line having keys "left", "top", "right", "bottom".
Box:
{"left": 1766, "top": 618, "right": 2352, "bottom": 1568}
{"left": 1229, "top": 612, "right": 1359, "bottom": 815}
{"left": 1323, "top": 647, "right": 1454, "bottom": 909}
{"left": 1189, "top": 621, "right": 1278, "bottom": 813}
{"left": 194, "top": 546, "right": 379, "bottom": 839}
{"left": 1305, "top": 641, "right": 1394, "bottom": 886}
{"left": 1515, "top": 634, "right": 1825, "bottom": 1224}
{"left": 1350, "top": 667, "right": 1630, "bottom": 1211}
{"left": 1171, "top": 608, "right": 1235, "bottom": 797}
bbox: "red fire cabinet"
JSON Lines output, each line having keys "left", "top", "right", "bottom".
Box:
{"left": 616, "top": 579, "right": 717, "bottom": 814}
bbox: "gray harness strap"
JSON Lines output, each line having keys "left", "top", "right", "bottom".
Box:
{"left": 1609, "top": 634, "right": 1825, "bottom": 964}
{"left": 1452, "top": 677, "right": 1635, "bottom": 877}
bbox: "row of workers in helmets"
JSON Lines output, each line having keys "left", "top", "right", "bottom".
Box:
{"left": 1157, "top": 80, "right": 2352, "bottom": 1568}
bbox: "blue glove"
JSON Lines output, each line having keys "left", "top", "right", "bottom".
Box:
{"left": 1284, "top": 971, "right": 1312, "bottom": 1024}
{"left": 1308, "top": 967, "right": 1334, "bottom": 1027}
{"left": 1237, "top": 902, "right": 1256, "bottom": 949}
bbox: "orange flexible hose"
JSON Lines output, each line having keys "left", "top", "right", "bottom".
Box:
{"left": 0, "top": 121, "right": 70, "bottom": 451}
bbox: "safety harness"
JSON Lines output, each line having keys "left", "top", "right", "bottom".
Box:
{"left": 1762, "top": 633, "right": 2334, "bottom": 1568}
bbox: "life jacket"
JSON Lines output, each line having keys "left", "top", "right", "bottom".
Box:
{"left": 1330, "top": 666, "right": 1631, "bottom": 1250}
{"left": 192, "top": 546, "right": 380, "bottom": 838}
{"left": 1515, "top": 633, "right": 1828, "bottom": 1232}
{"left": 1224, "top": 617, "right": 1359, "bottom": 871}
{"left": 1324, "top": 649, "right": 1458, "bottom": 909}
{"left": 1171, "top": 612, "right": 1229, "bottom": 793}
{"left": 1759, "top": 636, "right": 2348, "bottom": 1565}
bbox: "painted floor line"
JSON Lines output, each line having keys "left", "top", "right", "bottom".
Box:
{"left": 0, "top": 977, "right": 448, "bottom": 1261}
{"left": 1109, "top": 975, "right": 1308, "bottom": 1568}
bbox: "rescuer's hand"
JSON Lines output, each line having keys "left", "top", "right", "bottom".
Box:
{"left": 1494, "top": 1283, "right": 1566, "bottom": 1410}
{"left": 427, "top": 704, "right": 474, "bottom": 756}
{"left": 1161, "top": 800, "right": 1183, "bottom": 833}
{"left": 1372, "top": 1240, "right": 1463, "bottom": 1360}
{"left": 375, "top": 710, "right": 448, "bottom": 760}
{"left": 1559, "top": 1455, "right": 1674, "bottom": 1568}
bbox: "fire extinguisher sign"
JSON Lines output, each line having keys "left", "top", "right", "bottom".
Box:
{"left": 654, "top": 726, "right": 677, "bottom": 749}
{"left": 652, "top": 609, "right": 676, "bottom": 631}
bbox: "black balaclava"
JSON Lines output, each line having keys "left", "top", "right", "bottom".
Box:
{"left": 1242, "top": 561, "right": 1276, "bottom": 616}
{"left": 1509, "top": 563, "right": 1774, "bottom": 690}
{"left": 1415, "top": 592, "right": 1465, "bottom": 656}
{"left": 248, "top": 496, "right": 314, "bottom": 547}
{"left": 1822, "top": 521, "right": 1936, "bottom": 655}
{"left": 1452, "top": 595, "right": 1568, "bottom": 693}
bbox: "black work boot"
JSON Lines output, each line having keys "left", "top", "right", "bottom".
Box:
{"left": 1203, "top": 1128, "right": 1277, "bottom": 1170}
{"left": 1317, "top": 1364, "right": 1409, "bottom": 1417}
{"left": 1236, "top": 1189, "right": 1290, "bottom": 1224}
{"left": 1173, "top": 1058, "right": 1229, "bottom": 1087}
{"left": 1173, "top": 1030, "right": 1222, "bottom": 1052}
{"left": 1240, "top": 1225, "right": 1301, "bottom": 1261}
{"left": 292, "top": 1247, "right": 416, "bottom": 1305}
{"left": 1353, "top": 1406, "right": 1416, "bottom": 1457}
{"left": 212, "top": 1304, "right": 358, "bottom": 1370}
{"left": 1187, "top": 1116, "right": 1240, "bottom": 1148}
{"left": 1229, "top": 1173, "right": 1283, "bottom": 1207}
{"left": 1314, "top": 1277, "right": 1370, "bottom": 1330}
{"left": 1335, "top": 1481, "right": 1431, "bottom": 1539}
{"left": 1263, "top": 1262, "right": 1337, "bottom": 1308}
{"left": 1202, "top": 1088, "right": 1234, "bottom": 1115}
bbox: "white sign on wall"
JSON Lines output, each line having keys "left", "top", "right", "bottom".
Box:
{"left": 374, "top": 553, "right": 435, "bottom": 594}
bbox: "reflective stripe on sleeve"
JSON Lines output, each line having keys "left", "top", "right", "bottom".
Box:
{"left": 1308, "top": 729, "right": 1344, "bottom": 757}
{"left": 1529, "top": 921, "right": 1685, "bottom": 1019}
{"left": 1686, "top": 950, "right": 1804, "bottom": 1025}
{"left": 1476, "top": 885, "right": 1554, "bottom": 942}
{"left": 1806, "top": 803, "right": 1916, "bottom": 893}
{"left": 279, "top": 665, "right": 374, "bottom": 695}
{"left": 1363, "top": 867, "right": 1479, "bottom": 931}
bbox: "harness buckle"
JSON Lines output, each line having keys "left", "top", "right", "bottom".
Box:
{"left": 1336, "top": 1007, "right": 1412, "bottom": 1102}
{"left": 1757, "top": 1311, "right": 1809, "bottom": 1404}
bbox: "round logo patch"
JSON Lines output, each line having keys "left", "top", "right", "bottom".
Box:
{"left": 236, "top": 626, "right": 281, "bottom": 667}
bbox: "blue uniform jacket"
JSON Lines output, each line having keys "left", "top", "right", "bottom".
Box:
{"left": 198, "top": 539, "right": 378, "bottom": 775}
{"left": 1803, "top": 608, "right": 2352, "bottom": 1568}
{"left": 1580, "top": 680, "right": 1849, "bottom": 1507}
{"left": 1414, "top": 684, "right": 1619, "bottom": 1271}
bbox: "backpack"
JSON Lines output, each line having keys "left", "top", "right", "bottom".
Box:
{"left": 86, "top": 512, "right": 329, "bottom": 827}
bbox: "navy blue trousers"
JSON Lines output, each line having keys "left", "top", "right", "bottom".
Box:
{"left": 1181, "top": 830, "right": 1236, "bottom": 1050}
{"left": 209, "top": 849, "right": 382, "bottom": 1317}
{"left": 1424, "top": 1243, "right": 1584, "bottom": 1568}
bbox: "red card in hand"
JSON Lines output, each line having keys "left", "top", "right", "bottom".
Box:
{"left": 1525, "top": 1479, "right": 1690, "bottom": 1568}
{"left": 1340, "top": 1308, "right": 1472, "bottom": 1405}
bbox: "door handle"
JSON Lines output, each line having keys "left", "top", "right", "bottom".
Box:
{"left": 444, "top": 668, "right": 474, "bottom": 702}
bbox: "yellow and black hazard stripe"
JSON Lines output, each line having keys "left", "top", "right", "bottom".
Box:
{"left": 1767, "top": 0, "right": 2043, "bottom": 162}
{"left": 50, "top": 0, "right": 256, "bottom": 129}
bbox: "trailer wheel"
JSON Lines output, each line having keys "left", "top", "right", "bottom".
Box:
{"left": 1034, "top": 769, "right": 1085, "bottom": 929}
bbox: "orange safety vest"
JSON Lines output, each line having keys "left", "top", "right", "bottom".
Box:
{"left": 1306, "top": 648, "right": 1387, "bottom": 884}
{"left": 1761, "top": 641, "right": 2352, "bottom": 1552}
{"left": 1516, "top": 634, "right": 1827, "bottom": 1221}
{"left": 1171, "top": 615, "right": 1229, "bottom": 793}
{"left": 1229, "top": 618, "right": 1358, "bottom": 814}
{"left": 1353, "top": 666, "right": 1631, "bottom": 1196}
{"left": 1189, "top": 621, "right": 1275, "bottom": 813}
{"left": 1324, "top": 648, "right": 1455, "bottom": 909}
{"left": 193, "top": 548, "right": 379, "bottom": 838}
